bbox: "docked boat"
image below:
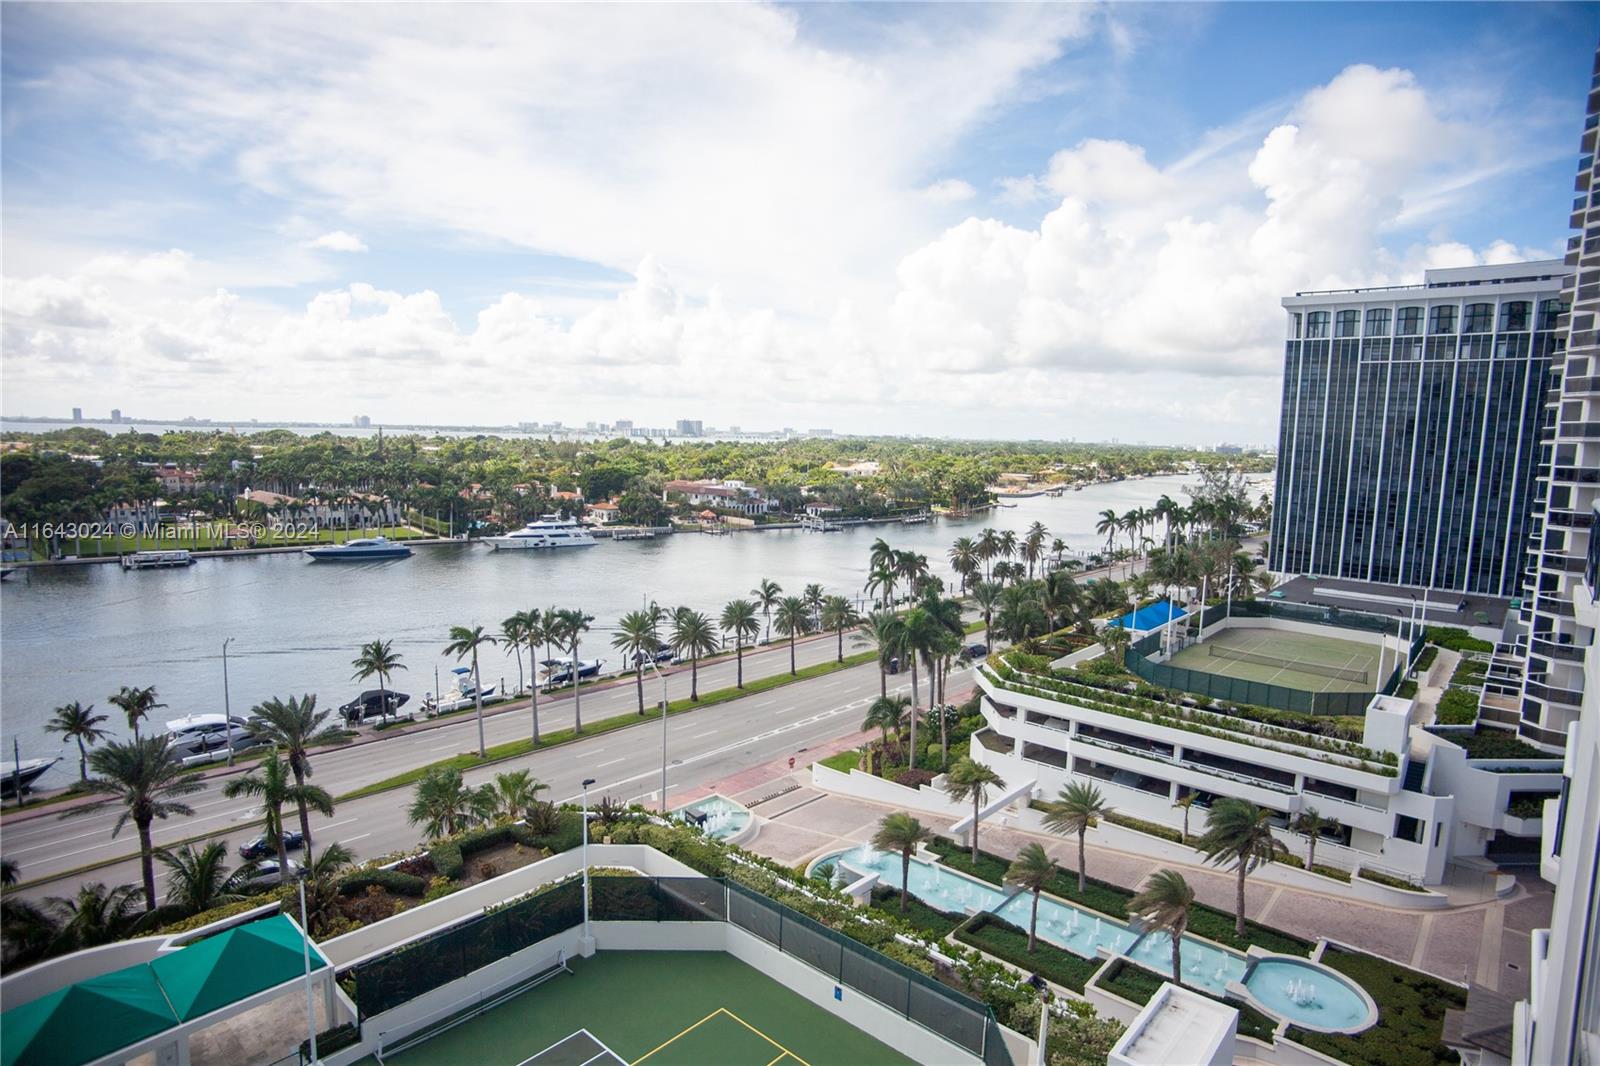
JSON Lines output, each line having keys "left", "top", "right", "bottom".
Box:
{"left": 610, "top": 529, "right": 656, "bottom": 541}
{"left": 423, "top": 667, "right": 500, "bottom": 714}
{"left": 539, "top": 657, "right": 605, "bottom": 688}
{"left": 1, "top": 757, "right": 61, "bottom": 797}
{"left": 122, "top": 550, "right": 194, "bottom": 570}
{"left": 304, "top": 536, "right": 413, "bottom": 561}
{"left": 484, "top": 515, "right": 597, "bottom": 551}
{"left": 164, "top": 713, "right": 260, "bottom": 761}
{"left": 0, "top": 568, "right": 15, "bottom": 581}
{"left": 339, "top": 689, "right": 412, "bottom": 724}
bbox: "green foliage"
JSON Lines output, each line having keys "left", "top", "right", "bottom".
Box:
{"left": 1008, "top": 997, "right": 1126, "bottom": 1066}
{"left": 1506, "top": 792, "right": 1558, "bottom": 819}
{"left": 1432, "top": 725, "right": 1551, "bottom": 761}
{"left": 1434, "top": 688, "right": 1479, "bottom": 725}
{"left": 868, "top": 887, "right": 963, "bottom": 937}
{"left": 1184, "top": 905, "right": 1313, "bottom": 956}
{"left": 422, "top": 876, "right": 460, "bottom": 902}
{"left": 1312, "top": 863, "right": 1353, "bottom": 883}
{"left": 301, "top": 1023, "right": 361, "bottom": 1060}
{"left": 1357, "top": 868, "right": 1428, "bottom": 893}
{"left": 1097, "top": 960, "right": 1277, "bottom": 1043}
{"left": 956, "top": 912, "right": 1103, "bottom": 992}
{"left": 1424, "top": 627, "right": 1493, "bottom": 654}
{"left": 1286, "top": 948, "right": 1466, "bottom": 1066}
{"left": 150, "top": 895, "right": 285, "bottom": 935}
{"left": 1104, "top": 811, "right": 1184, "bottom": 843}
{"left": 337, "top": 868, "right": 428, "bottom": 898}
{"left": 816, "top": 750, "right": 861, "bottom": 773}
{"left": 1413, "top": 645, "right": 1439, "bottom": 673}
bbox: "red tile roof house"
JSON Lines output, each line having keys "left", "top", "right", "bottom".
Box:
{"left": 662, "top": 480, "right": 774, "bottom": 517}
{"left": 586, "top": 501, "right": 620, "bottom": 525}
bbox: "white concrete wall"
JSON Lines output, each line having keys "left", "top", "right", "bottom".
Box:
{"left": 810, "top": 763, "right": 971, "bottom": 818}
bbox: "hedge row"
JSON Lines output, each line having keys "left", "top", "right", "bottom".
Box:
{"left": 426, "top": 812, "right": 583, "bottom": 880}
{"left": 868, "top": 886, "right": 965, "bottom": 937}
{"left": 1424, "top": 626, "right": 1493, "bottom": 654}
{"left": 1435, "top": 688, "right": 1479, "bottom": 726}
{"left": 1357, "top": 868, "right": 1427, "bottom": 893}
{"left": 337, "top": 869, "right": 428, "bottom": 898}
{"left": 1104, "top": 811, "right": 1184, "bottom": 843}
{"left": 955, "top": 912, "right": 1104, "bottom": 993}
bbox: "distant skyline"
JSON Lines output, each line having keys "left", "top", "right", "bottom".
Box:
{"left": 3, "top": 3, "right": 1596, "bottom": 445}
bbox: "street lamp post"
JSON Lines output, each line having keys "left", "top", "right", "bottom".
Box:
{"left": 221, "top": 637, "right": 236, "bottom": 766}
{"left": 298, "top": 873, "right": 318, "bottom": 1064}
{"left": 580, "top": 777, "right": 596, "bottom": 941}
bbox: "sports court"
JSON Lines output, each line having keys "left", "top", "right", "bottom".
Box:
{"left": 372, "top": 951, "right": 917, "bottom": 1066}
{"left": 1164, "top": 625, "right": 1381, "bottom": 694}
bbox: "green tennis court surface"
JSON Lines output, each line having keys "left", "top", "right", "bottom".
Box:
{"left": 1166, "top": 626, "right": 1381, "bottom": 694}
{"left": 374, "top": 952, "right": 918, "bottom": 1066}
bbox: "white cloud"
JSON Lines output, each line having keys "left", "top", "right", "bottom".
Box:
{"left": 309, "top": 230, "right": 369, "bottom": 253}
{"left": 921, "top": 179, "right": 977, "bottom": 204}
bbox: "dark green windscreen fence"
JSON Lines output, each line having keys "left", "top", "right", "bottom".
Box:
{"left": 347, "top": 875, "right": 1014, "bottom": 1066}
{"left": 1123, "top": 600, "right": 1424, "bottom": 716}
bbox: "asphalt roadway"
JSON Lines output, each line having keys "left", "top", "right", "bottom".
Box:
{"left": 3, "top": 628, "right": 980, "bottom": 902}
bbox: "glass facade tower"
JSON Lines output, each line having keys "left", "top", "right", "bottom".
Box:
{"left": 1270, "top": 263, "right": 1568, "bottom": 598}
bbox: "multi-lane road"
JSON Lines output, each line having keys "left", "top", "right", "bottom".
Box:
{"left": 3, "top": 628, "right": 979, "bottom": 902}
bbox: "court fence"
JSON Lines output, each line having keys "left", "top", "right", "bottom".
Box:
{"left": 345, "top": 874, "right": 1013, "bottom": 1066}
{"left": 1123, "top": 599, "right": 1425, "bottom": 716}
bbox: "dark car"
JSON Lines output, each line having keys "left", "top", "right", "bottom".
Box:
{"left": 887, "top": 656, "right": 901, "bottom": 675}
{"left": 963, "top": 642, "right": 988, "bottom": 660}
{"left": 239, "top": 830, "right": 304, "bottom": 860}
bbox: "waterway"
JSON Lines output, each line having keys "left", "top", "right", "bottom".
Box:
{"left": 0, "top": 473, "right": 1264, "bottom": 788}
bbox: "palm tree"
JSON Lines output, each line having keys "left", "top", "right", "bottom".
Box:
{"left": 1194, "top": 798, "right": 1288, "bottom": 937}
{"left": 298, "top": 841, "right": 358, "bottom": 937}
{"left": 1100, "top": 623, "right": 1132, "bottom": 664}
{"left": 351, "top": 639, "right": 406, "bottom": 724}
{"left": 156, "top": 841, "right": 258, "bottom": 918}
{"left": 864, "top": 610, "right": 906, "bottom": 699}
{"left": 945, "top": 757, "right": 1005, "bottom": 863}
{"left": 803, "top": 583, "right": 826, "bottom": 628}
{"left": 1095, "top": 509, "right": 1120, "bottom": 560}
{"left": 1043, "top": 781, "right": 1110, "bottom": 893}
{"left": 1128, "top": 869, "right": 1195, "bottom": 989}
{"left": 44, "top": 882, "right": 142, "bottom": 948}
{"left": 107, "top": 685, "right": 164, "bottom": 740}
{"left": 996, "top": 530, "right": 1018, "bottom": 575}
{"left": 1173, "top": 792, "right": 1198, "bottom": 843}
{"left": 1295, "top": 808, "right": 1334, "bottom": 871}
{"left": 820, "top": 596, "right": 860, "bottom": 664}
{"left": 1004, "top": 843, "right": 1056, "bottom": 951}
{"left": 520, "top": 608, "right": 547, "bottom": 743}
{"left": 670, "top": 609, "right": 718, "bottom": 699}
{"left": 971, "top": 581, "right": 1002, "bottom": 639}
{"left": 224, "top": 750, "right": 333, "bottom": 882}
{"left": 1023, "top": 522, "right": 1048, "bottom": 580}
{"left": 871, "top": 812, "right": 933, "bottom": 913}
{"left": 613, "top": 609, "right": 661, "bottom": 715}
{"left": 752, "top": 579, "right": 783, "bottom": 642}
{"left": 864, "top": 563, "right": 897, "bottom": 608}
{"left": 976, "top": 528, "right": 1001, "bottom": 582}
{"left": 949, "top": 537, "right": 980, "bottom": 595}
{"left": 444, "top": 624, "right": 497, "bottom": 757}
{"left": 720, "top": 600, "right": 761, "bottom": 688}
{"left": 45, "top": 701, "right": 109, "bottom": 782}
{"left": 66, "top": 736, "right": 206, "bottom": 909}
{"left": 407, "top": 766, "right": 483, "bottom": 840}
{"left": 500, "top": 614, "right": 529, "bottom": 697}
{"left": 249, "top": 694, "right": 341, "bottom": 849}
{"left": 774, "top": 596, "right": 810, "bottom": 675}
{"left": 867, "top": 537, "right": 896, "bottom": 601}
{"left": 483, "top": 769, "right": 548, "bottom": 822}
{"left": 554, "top": 608, "right": 594, "bottom": 730}
{"left": 862, "top": 694, "right": 910, "bottom": 757}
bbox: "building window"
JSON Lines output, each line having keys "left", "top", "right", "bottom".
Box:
{"left": 1290, "top": 312, "right": 1302, "bottom": 339}
{"left": 1365, "top": 308, "right": 1391, "bottom": 335}
{"left": 1335, "top": 310, "right": 1359, "bottom": 337}
{"left": 1499, "top": 301, "right": 1531, "bottom": 332}
{"left": 1429, "top": 306, "right": 1457, "bottom": 334}
{"left": 1397, "top": 306, "right": 1423, "bottom": 335}
{"left": 1538, "top": 299, "right": 1567, "bottom": 330}
{"left": 1462, "top": 303, "right": 1493, "bottom": 333}
{"left": 1306, "top": 311, "right": 1330, "bottom": 338}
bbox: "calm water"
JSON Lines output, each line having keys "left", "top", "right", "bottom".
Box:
{"left": 0, "top": 474, "right": 1258, "bottom": 787}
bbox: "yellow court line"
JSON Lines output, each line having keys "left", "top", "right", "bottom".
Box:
{"left": 630, "top": 1008, "right": 728, "bottom": 1065}
{"left": 763, "top": 1055, "right": 787, "bottom": 1066}
{"left": 719, "top": 1008, "right": 814, "bottom": 1066}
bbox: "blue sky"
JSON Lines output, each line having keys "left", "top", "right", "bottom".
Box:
{"left": 3, "top": 3, "right": 1596, "bottom": 444}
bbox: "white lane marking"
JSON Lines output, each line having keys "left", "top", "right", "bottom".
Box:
{"left": 596, "top": 758, "right": 624, "bottom": 768}
{"left": 337, "top": 833, "right": 373, "bottom": 846}
{"left": 692, "top": 730, "right": 717, "bottom": 739}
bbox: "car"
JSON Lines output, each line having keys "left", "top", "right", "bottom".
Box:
{"left": 962, "top": 642, "right": 988, "bottom": 660}
{"left": 238, "top": 829, "right": 304, "bottom": 860}
{"left": 243, "top": 858, "right": 304, "bottom": 891}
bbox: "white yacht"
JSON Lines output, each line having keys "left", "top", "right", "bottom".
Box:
{"left": 163, "top": 713, "right": 259, "bottom": 761}
{"left": 485, "top": 514, "right": 597, "bottom": 551}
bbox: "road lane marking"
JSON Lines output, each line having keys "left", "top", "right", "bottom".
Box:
{"left": 337, "top": 833, "right": 373, "bottom": 846}
{"left": 596, "top": 758, "right": 624, "bottom": 768}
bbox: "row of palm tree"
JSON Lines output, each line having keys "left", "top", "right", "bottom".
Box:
{"left": 45, "top": 685, "right": 174, "bottom": 783}
{"left": 406, "top": 767, "right": 549, "bottom": 841}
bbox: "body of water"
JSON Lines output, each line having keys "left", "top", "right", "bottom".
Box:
{"left": 0, "top": 474, "right": 1263, "bottom": 787}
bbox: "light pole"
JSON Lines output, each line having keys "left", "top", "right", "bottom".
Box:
{"left": 298, "top": 872, "right": 318, "bottom": 1064}
{"left": 580, "top": 777, "right": 596, "bottom": 941}
{"left": 222, "top": 637, "right": 235, "bottom": 767}
{"left": 640, "top": 653, "right": 670, "bottom": 812}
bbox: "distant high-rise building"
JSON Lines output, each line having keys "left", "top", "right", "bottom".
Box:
{"left": 1270, "top": 261, "right": 1567, "bottom": 597}
{"left": 110, "top": 408, "right": 122, "bottom": 423}
{"left": 613, "top": 420, "right": 633, "bottom": 433}
{"left": 353, "top": 414, "right": 371, "bottom": 428}
{"left": 808, "top": 428, "right": 833, "bottom": 437}
{"left": 71, "top": 407, "right": 82, "bottom": 422}
{"left": 675, "top": 419, "right": 703, "bottom": 436}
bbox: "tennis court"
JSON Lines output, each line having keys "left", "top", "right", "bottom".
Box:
{"left": 1164, "top": 625, "right": 1381, "bottom": 694}
{"left": 372, "top": 951, "right": 917, "bottom": 1066}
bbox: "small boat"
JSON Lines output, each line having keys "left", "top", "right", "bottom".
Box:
{"left": 900, "top": 514, "right": 930, "bottom": 524}
{"left": 424, "top": 667, "right": 500, "bottom": 714}
{"left": 539, "top": 657, "right": 605, "bottom": 687}
{"left": 122, "top": 550, "right": 194, "bottom": 570}
{"left": 1, "top": 757, "right": 60, "bottom": 798}
{"left": 339, "top": 689, "right": 412, "bottom": 724}
{"left": 164, "top": 713, "right": 260, "bottom": 761}
{"left": 305, "top": 536, "right": 413, "bottom": 561}
{"left": 484, "top": 515, "right": 597, "bottom": 551}
{"left": 610, "top": 529, "right": 657, "bottom": 541}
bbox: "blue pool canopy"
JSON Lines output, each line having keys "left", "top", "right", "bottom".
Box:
{"left": 1112, "top": 601, "right": 1186, "bottom": 631}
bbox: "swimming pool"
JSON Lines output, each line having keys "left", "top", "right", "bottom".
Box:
{"left": 811, "top": 844, "right": 1375, "bottom": 1033}
{"left": 1110, "top": 601, "right": 1186, "bottom": 632}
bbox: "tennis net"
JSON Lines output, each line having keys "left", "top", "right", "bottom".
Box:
{"left": 1207, "top": 643, "right": 1370, "bottom": 684}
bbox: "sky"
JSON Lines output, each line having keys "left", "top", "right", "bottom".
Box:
{"left": 2, "top": 3, "right": 1596, "bottom": 446}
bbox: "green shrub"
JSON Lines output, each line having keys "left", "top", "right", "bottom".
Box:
{"left": 1186, "top": 904, "right": 1313, "bottom": 956}
{"left": 422, "top": 876, "right": 461, "bottom": 902}
{"left": 1433, "top": 725, "right": 1551, "bottom": 761}
{"left": 1312, "top": 863, "right": 1352, "bottom": 883}
{"left": 869, "top": 887, "right": 963, "bottom": 937}
{"left": 152, "top": 896, "right": 284, "bottom": 935}
{"left": 1425, "top": 626, "right": 1493, "bottom": 654}
{"left": 1357, "top": 868, "right": 1427, "bottom": 892}
{"left": 337, "top": 868, "right": 428, "bottom": 898}
{"left": 1104, "top": 811, "right": 1184, "bottom": 843}
{"left": 1413, "top": 645, "right": 1439, "bottom": 672}
{"left": 1397, "top": 679, "right": 1418, "bottom": 699}
{"left": 1506, "top": 792, "right": 1558, "bottom": 819}
{"left": 955, "top": 912, "right": 1104, "bottom": 992}
{"left": 1286, "top": 948, "right": 1465, "bottom": 1066}
{"left": 1435, "top": 688, "right": 1479, "bottom": 725}
{"left": 301, "top": 1023, "right": 360, "bottom": 1060}
{"left": 1098, "top": 960, "right": 1277, "bottom": 1043}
